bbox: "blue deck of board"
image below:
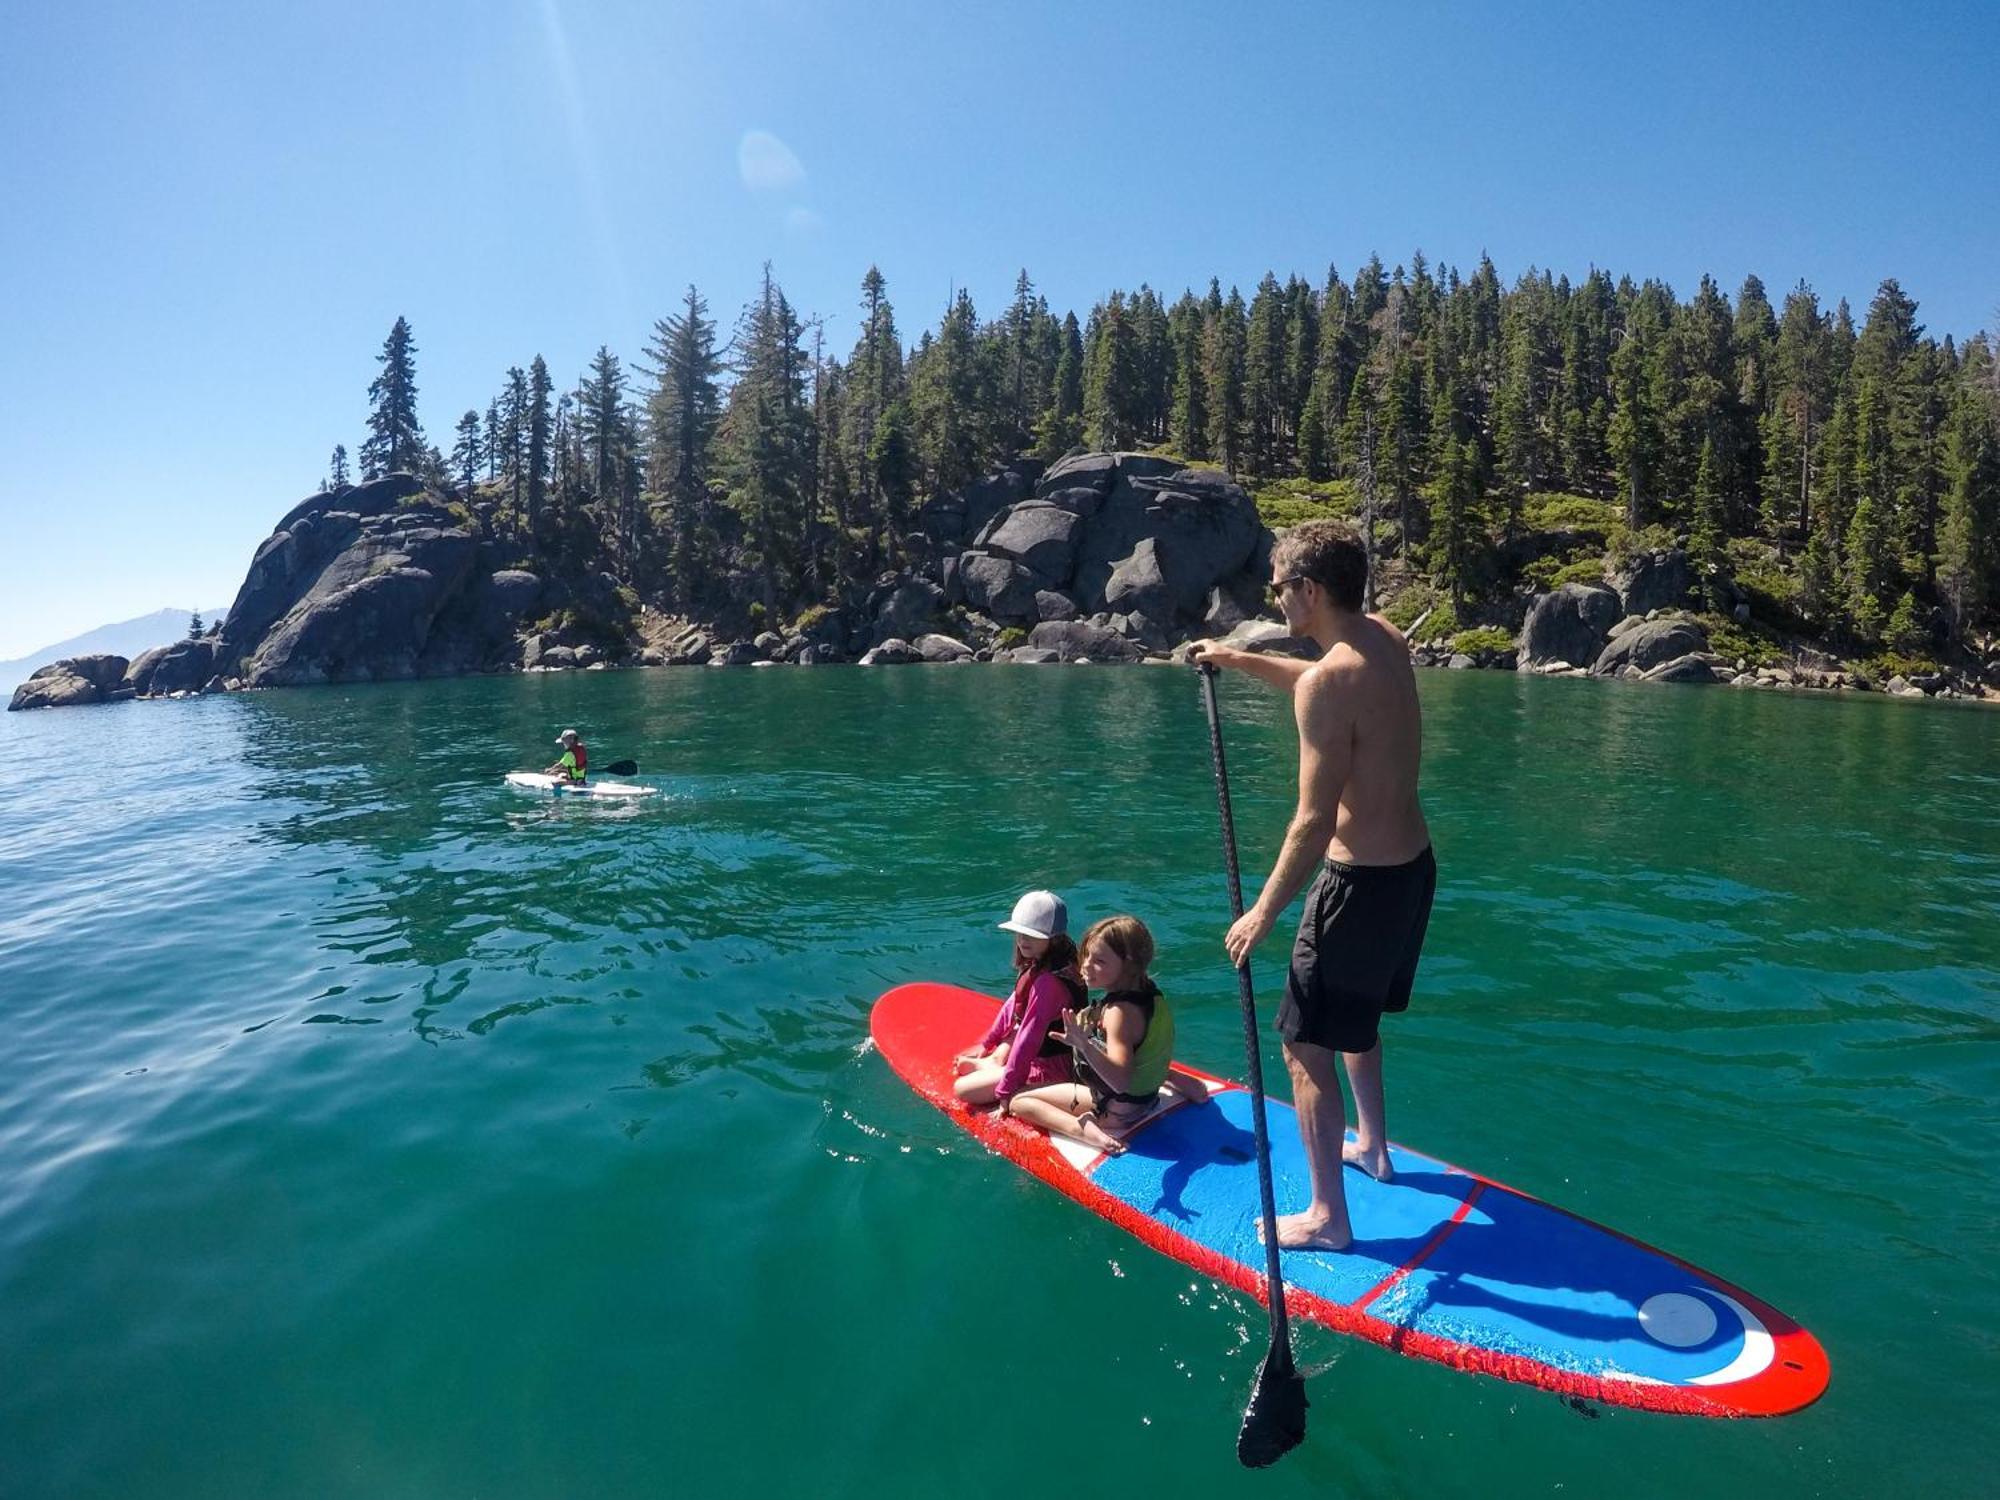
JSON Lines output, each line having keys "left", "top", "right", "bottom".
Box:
{"left": 1089, "top": 1091, "right": 1751, "bottom": 1385}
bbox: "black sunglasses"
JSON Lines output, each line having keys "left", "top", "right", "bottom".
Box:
{"left": 1269, "top": 575, "right": 1308, "bottom": 599}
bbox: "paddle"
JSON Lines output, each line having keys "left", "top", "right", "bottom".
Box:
{"left": 1197, "top": 662, "right": 1309, "bottom": 1468}
{"left": 600, "top": 759, "right": 637, "bottom": 776}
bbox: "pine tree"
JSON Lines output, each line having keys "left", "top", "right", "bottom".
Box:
{"left": 1034, "top": 312, "right": 1085, "bottom": 461}
{"left": 1609, "top": 308, "right": 1663, "bottom": 530}
{"left": 327, "top": 444, "right": 350, "bottom": 490}
{"left": 913, "top": 289, "right": 983, "bottom": 493}
{"left": 1202, "top": 289, "right": 1248, "bottom": 473}
{"left": 527, "top": 357, "right": 553, "bottom": 525}
{"left": 360, "top": 317, "right": 423, "bottom": 479}
{"left": 1938, "top": 341, "right": 2000, "bottom": 637}
{"left": 451, "top": 411, "right": 482, "bottom": 495}
{"left": 499, "top": 366, "right": 529, "bottom": 515}
{"left": 187, "top": 611, "right": 204, "bottom": 639}
{"left": 1167, "top": 292, "right": 1209, "bottom": 460}
{"left": 869, "top": 398, "right": 920, "bottom": 551}
{"left": 1083, "top": 291, "right": 1142, "bottom": 451}
{"left": 1243, "top": 272, "right": 1287, "bottom": 474}
{"left": 1844, "top": 494, "right": 1889, "bottom": 643}
{"left": 718, "top": 265, "right": 815, "bottom": 605}
{"left": 847, "top": 267, "right": 906, "bottom": 554}
{"left": 580, "top": 346, "right": 641, "bottom": 557}
{"left": 640, "top": 284, "right": 724, "bottom": 595}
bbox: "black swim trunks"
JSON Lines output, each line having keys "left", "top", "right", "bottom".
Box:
{"left": 1279, "top": 846, "right": 1437, "bottom": 1053}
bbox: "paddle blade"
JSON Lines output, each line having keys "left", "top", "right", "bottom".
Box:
{"left": 601, "top": 760, "right": 637, "bottom": 776}
{"left": 1237, "top": 1342, "right": 1308, "bottom": 1468}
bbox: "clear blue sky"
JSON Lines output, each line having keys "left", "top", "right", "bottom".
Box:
{"left": 2, "top": 0, "right": 1995, "bottom": 658}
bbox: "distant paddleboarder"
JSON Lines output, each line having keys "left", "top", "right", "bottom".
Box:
{"left": 1191, "top": 519, "right": 1436, "bottom": 1252}
{"left": 544, "top": 728, "right": 589, "bottom": 783}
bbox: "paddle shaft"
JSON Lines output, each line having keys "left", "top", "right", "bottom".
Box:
{"left": 1197, "top": 665, "right": 1297, "bottom": 1358}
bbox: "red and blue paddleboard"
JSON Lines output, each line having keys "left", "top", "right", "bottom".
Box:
{"left": 870, "top": 982, "right": 1829, "bottom": 1418}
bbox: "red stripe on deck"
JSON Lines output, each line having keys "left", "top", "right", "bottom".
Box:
{"left": 1352, "top": 1180, "right": 1487, "bottom": 1309}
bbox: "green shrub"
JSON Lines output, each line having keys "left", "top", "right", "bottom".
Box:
{"left": 1382, "top": 582, "right": 1439, "bottom": 632}
{"left": 748, "top": 601, "right": 766, "bottom": 627}
{"left": 1608, "top": 522, "right": 1677, "bottom": 569}
{"left": 1522, "top": 492, "right": 1621, "bottom": 537}
{"left": 1253, "top": 477, "right": 1360, "bottom": 530}
{"left": 1524, "top": 552, "right": 1608, "bottom": 591}
{"left": 792, "top": 603, "right": 833, "bottom": 634}
{"left": 1449, "top": 626, "right": 1516, "bottom": 657}
{"left": 995, "top": 626, "right": 1028, "bottom": 650}
{"left": 1864, "top": 650, "right": 1940, "bottom": 681}
{"left": 1411, "top": 599, "right": 1459, "bottom": 642}
{"left": 1698, "top": 613, "right": 1785, "bottom": 669}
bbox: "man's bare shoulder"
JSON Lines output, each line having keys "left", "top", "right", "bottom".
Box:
{"left": 1365, "top": 611, "right": 1411, "bottom": 651}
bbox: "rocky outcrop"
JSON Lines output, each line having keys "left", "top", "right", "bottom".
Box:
{"left": 947, "top": 454, "right": 1266, "bottom": 636}
{"left": 8, "top": 654, "right": 130, "bottom": 711}
{"left": 1611, "top": 549, "right": 1693, "bottom": 616}
{"left": 1026, "top": 620, "right": 1145, "bottom": 662}
{"left": 1593, "top": 618, "right": 1709, "bottom": 677}
{"left": 1518, "top": 584, "right": 1622, "bottom": 670}
{"left": 125, "top": 638, "right": 218, "bottom": 697}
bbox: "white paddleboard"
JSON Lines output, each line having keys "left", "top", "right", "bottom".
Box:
{"left": 504, "top": 772, "right": 657, "bottom": 799}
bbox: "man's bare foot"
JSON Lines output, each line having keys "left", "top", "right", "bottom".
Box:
{"left": 1256, "top": 1212, "right": 1353, "bottom": 1251}
{"left": 1343, "top": 1139, "right": 1393, "bottom": 1182}
{"left": 1076, "top": 1116, "right": 1127, "bottom": 1157}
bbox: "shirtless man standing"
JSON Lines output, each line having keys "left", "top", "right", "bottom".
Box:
{"left": 1191, "top": 519, "right": 1435, "bottom": 1251}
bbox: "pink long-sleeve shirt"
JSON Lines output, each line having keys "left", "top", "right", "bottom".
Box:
{"left": 978, "top": 968, "right": 1076, "bottom": 1103}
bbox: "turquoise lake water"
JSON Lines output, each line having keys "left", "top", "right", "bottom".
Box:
{"left": 0, "top": 665, "right": 1994, "bottom": 1497}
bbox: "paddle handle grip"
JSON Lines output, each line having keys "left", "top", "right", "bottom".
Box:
{"left": 1197, "top": 664, "right": 1295, "bottom": 1354}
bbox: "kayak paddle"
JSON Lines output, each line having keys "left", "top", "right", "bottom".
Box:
{"left": 600, "top": 759, "right": 637, "bottom": 776}
{"left": 1197, "top": 662, "right": 1309, "bottom": 1467}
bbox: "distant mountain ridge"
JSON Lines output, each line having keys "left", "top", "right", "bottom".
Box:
{"left": 0, "top": 608, "right": 226, "bottom": 690}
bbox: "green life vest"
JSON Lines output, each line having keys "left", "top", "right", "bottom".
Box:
{"left": 1099, "top": 983, "right": 1174, "bottom": 1100}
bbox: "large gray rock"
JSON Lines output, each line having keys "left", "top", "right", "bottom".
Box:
{"left": 1026, "top": 620, "right": 1145, "bottom": 662}
{"left": 1519, "top": 584, "right": 1622, "bottom": 669}
{"left": 1593, "top": 618, "right": 1709, "bottom": 677}
{"left": 1034, "top": 590, "right": 1078, "bottom": 622}
{"left": 914, "top": 633, "right": 974, "bottom": 662}
{"left": 228, "top": 500, "right": 480, "bottom": 686}
{"left": 1612, "top": 549, "right": 1694, "bottom": 616}
{"left": 1102, "top": 537, "right": 1176, "bottom": 619}
{"left": 8, "top": 654, "right": 131, "bottom": 711}
{"left": 1070, "top": 464, "right": 1262, "bottom": 618}
{"left": 873, "top": 579, "right": 946, "bottom": 644}
{"left": 859, "top": 638, "right": 921, "bottom": 665}
{"left": 959, "top": 464, "right": 1038, "bottom": 539}
{"left": 125, "top": 638, "right": 217, "bottom": 697}
{"left": 980, "top": 501, "right": 1084, "bottom": 582}
{"left": 1641, "top": 654, "right": 1719, "bottom": 685}
{"left": 957, "top": 554, "right": 1041, "bottom": 621}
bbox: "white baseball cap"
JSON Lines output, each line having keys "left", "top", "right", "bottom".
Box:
{"left": 555, "top": 728, "right": 579, "bottom": 745}
{"left": 998, "top": 890, "right": 1067, "bottom": 940}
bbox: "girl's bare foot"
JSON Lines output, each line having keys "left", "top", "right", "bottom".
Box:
{"left": 1343, "top": 1138, "right": 1393, "bottom": 1182}
{"left": 1076, "top": 1116, "right": 1127, "bottom": 1157}
{"left": 1257, "top": 1211, "right": 1353, "bottom": 1252}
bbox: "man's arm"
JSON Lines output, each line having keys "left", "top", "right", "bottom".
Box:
{"left": 1224, "top": 665, "right": 1353, "bottom": 966}
{"left": 1189, "top": 640, "right": 1314, "bottom": 694}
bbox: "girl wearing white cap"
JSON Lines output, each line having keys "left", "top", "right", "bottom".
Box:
{"left": 953, "top": 891, "right": 1085, "bottom": 1110}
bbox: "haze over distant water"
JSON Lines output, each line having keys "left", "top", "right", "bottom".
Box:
{"left": 0, "top": 666, "right": 1992, "bottom": 1495}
